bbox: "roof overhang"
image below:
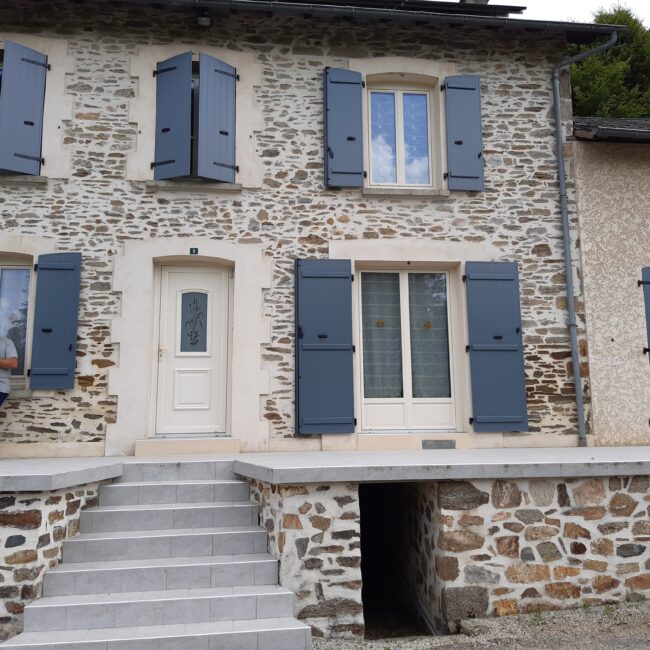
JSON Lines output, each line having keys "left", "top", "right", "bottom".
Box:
{"left": 118, "top": 0, "right": 624, "bottom": 44}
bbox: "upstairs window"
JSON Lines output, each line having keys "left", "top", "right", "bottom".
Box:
{"left": 152, "top": 52, "right": 237, "bottom": 183}
{"left": 368, "top": 87, "right": 433, "bottom": 188}
{"left": 0, "top": 41, "right": 48, "bottom": 176}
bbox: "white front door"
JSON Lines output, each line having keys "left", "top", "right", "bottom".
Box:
{"left": 358, "top": 270, "right": 455, "bottom": 431}
{"left": 156, "top": 267, "right": 229, "bottom": 435}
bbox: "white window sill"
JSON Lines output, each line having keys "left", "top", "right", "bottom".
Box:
{"left": 145, "top": 180, "right": 243, "bottom": 194}
{"left": 0, "top": 175, "right": 48, "bottom": 186}
{"left": 362, "top": 186, "right": 450, "bottom": 199}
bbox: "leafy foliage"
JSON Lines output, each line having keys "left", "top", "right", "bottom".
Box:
{"left": 571, "top": 7, "right": 650, "bottom": 117}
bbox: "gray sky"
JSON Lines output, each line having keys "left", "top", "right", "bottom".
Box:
{"left": 500, "top": 0, "right": 650, "bottom": 25}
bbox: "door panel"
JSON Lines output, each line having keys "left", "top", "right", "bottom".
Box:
{"left": 156, "top": 267, "right": 229, "bottom": 434}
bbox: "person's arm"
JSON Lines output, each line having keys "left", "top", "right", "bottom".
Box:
{"left": 0, "top": 357, "right": 18, "bottom": 370}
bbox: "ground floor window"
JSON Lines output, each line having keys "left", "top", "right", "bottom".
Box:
{"left": 0, "top": 264, "right": 31, "bottom": 387}
{"left": 359, "top": 270, "right": 454, "bottom": 431}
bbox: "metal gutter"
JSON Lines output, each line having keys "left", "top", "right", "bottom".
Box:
{"left": 121, "top": 0, "right": 620, "bottom": 37}
{"left": 575, "top": 126, "right": 650, "bottom": 143}
{"left": 551, "top": 30, "right": 619, "bottom": 448}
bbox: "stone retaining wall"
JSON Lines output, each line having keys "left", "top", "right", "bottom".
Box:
{"left": 0, "top": 482, "right": 105, "bottom": 640}
{"left": 253, "top": 475, "right": 650, "bottom": 638}
{"left": 249, "top": 479, "right": 364, "bottom": 638}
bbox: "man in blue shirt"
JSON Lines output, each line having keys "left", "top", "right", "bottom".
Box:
{"left": 0, "top": 336, "right": 18, "bottom": 407}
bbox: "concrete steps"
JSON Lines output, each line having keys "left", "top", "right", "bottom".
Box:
{"left": 1, "top": 459, "right": 311, "bottom": 650}
{"left": 2, "top": 617, "right": 311, "bottom": 649}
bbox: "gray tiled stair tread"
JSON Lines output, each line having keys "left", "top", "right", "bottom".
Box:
{"left": 49, "top": 553, "right": 275, "bottom": 573}
{"left": 65, "top": 525, "right": 264, "bottom": 541}
{"left": 28, "top": 584, "right": 294, "bottom": 607}
{"left": 1, "top": 617, "right": 310, "bottom": 646}
{"left": 86, "top": 501, "right": 256, "bottom": 512}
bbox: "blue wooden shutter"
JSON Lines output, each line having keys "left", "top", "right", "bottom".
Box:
{"left": 153, "top": 52, "right": 192, "bottom": 180}
{"left": 444, "top": 75, "right": 484, "bottom": 192}
{"left": 465, "top": 261, "right": 528, "bottom": 432}
{"left": 296, "top": 259, "right": 355, "bottom": 434}
{"left": 643, "top": 267, "right": 650, "bottom": 360}
{"left": 30, "top": 253, "right": 82, "bottom": 390}
{"left": 324, "top": 67, "right": 364, "bottom": 188}
{"left": 0, "top": 41, "right": 47, "bottom": 175}
{"left": 197, "top": 53, "right": 237, "bottom": 183}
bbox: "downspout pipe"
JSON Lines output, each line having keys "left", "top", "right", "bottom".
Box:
{"left": 551, "top": 30, "right": 618, "bottom": 447}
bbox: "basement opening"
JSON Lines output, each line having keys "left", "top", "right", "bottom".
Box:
{"left": 360, "top": 482, "right": 435, "bottom": 640}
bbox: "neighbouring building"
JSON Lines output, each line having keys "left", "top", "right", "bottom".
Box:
{"left": 1, "top": 1, "right": 649, "bottom": 648}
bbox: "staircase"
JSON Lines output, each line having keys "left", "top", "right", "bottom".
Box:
{"left": 2, "top": 459, "right": 312, "bottom": 649}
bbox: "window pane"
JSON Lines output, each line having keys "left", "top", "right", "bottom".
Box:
{"left": 403, "top": 93, "right": 430, "bottom": 185}
{"left": 408, "top": 273, "right": 450, "bottom": 398}
{"left": 362, "top": 273, "right": 403, "bottom": 398}
{"left": 0, "top": 268, "right": 30, "bottom": 376}
{"left": 370, "top": 92, "right": 397, "bottom": 185}
{"left": 180, "top": 292, "right": 208, "bottom": 352}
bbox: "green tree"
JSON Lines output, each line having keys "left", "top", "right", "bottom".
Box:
{"left": 571, "top": 6, "right": 650, "bottom": 117}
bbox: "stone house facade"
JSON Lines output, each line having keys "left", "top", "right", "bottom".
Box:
{"left": 0, "top": 0, "right": 621, "bottom": 459}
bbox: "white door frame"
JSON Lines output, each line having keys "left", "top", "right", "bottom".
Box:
{"left": 152, "top": 264, "right": 233, "bottom": 437}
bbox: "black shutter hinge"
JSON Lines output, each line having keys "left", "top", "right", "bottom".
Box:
{"left": 213, "top": 162, "right": 239, "bottom": 172}
{"left": 351, "top": 274, "right": 354, "bottom": 282}
{"left": 33, "top": 264, "right": 38, "bottom": 272}
{"left": 153, "top": 65, "right": 178, "bottom": 78}
{"left": 22, "top": 57, "right": 50, "bottom": 71}
{"left": 363, "top": 171, "right": 367, "bottom": 178}
{"left": 638, "top": 280, "right": 650, "bottom": 286}
{"left": 444, "top": 172, "right": 449, "bottom": 180}
{"left": 361, "top": 81, "right": 366, "bottom": 88}
{"left": 214, "top": 68, "right": 239, "bottom": 81}
{"left": 151, "top": 159, "right": 175, "bottom": 169}
{"left": 27, "top": 369, "right": 31, "bottom": 377}
{"left": 644, "top": 348, "right": 649, "bottom": 355}
{"left": 15, "top": 153, "right": 44, "bottom": 164}
{"left": 462, "top": 274, "right": 467, "bottom": 282}
{"left": 354, "top": 418, "right": 358, "bottom": 425}
{"left": 352, "top": 345, "right": 356, "bottom": 353}
{"left": 465, "top": 345, "right": 470, "bottom": 352}
{"left": 297, "top": 325, "right": 304, "bottom": 339}
{"left": 469, "top": 417, "right": 474, "bottom": 425}
{"left": 440, "top": 83, "right": 446, "bottom": 91}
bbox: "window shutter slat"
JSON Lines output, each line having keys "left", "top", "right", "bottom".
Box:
{"left": 197, "top": 53, "right": 237, "bottom": 183}
{"left": 445, "top": 75, "right": 484, "bottom": 192}
{"left": 465, "top": 261, "right": 528, "bottom": 432}
{"left": 641, "top": 266, "right": 650, "bottom": 357}
{"left": 296, "top": 259, "right": 355, "bottom": 434}
{"left": 30, "top": 253, "right": 82, "bottom": 390}
{"left": 0, "top": 41, "right": 47, "bottom": 175}
{"left": 324, "top": 67, "right": 364, "bottom": 188}
{"left": 153, "top": 52, "right": 192, "bottom": 180}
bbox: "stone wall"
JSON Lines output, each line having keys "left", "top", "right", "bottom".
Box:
{"left": 249, "top": 479, "right": 364, "bottom": 638}
{"left": 418, "top": 476, "right": 650, "bottom": 631}
{"left": 252, "top": 476, "right": 650, "bottom": 638}
{"left": 0, "top": 0, "right": 585, "bottom": 447}
{"left": 0, "top": 482, "right": 104, "bottom": 640}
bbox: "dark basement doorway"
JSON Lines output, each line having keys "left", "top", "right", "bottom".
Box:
{"left": 359, "top": 482, "right": 433, "bottom": 640}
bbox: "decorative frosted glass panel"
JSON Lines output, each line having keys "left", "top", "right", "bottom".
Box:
{"left": 180, "top": 292, "right": 208, "bottom": 352}
{"left": 370, "top": 92, "right": 397, "bottom": 185}
{"left": 403, "top": 93, "right": 430, "bottom": 185}
{"left": 362, "top": 273, "right": 403, "bottom": 398}
{"left": 0, "top": 268, "right": 30, "bottom": 376}
{"left": 408, "top": 273, "right": 450, "bottom": 398}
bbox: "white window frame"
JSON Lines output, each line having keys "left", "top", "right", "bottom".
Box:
{"left": 0, "top": 260, "right": 35, "bottom": 395}
{"left": 367, "top": 84, "right": 435, "bottom": 189}
{"left": 357, "top": 268, "right": 456, "bottom": 432}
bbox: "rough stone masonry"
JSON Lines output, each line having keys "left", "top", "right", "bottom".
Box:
{"left": 251, "top": 476, "right": 650, "bottom": 638}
